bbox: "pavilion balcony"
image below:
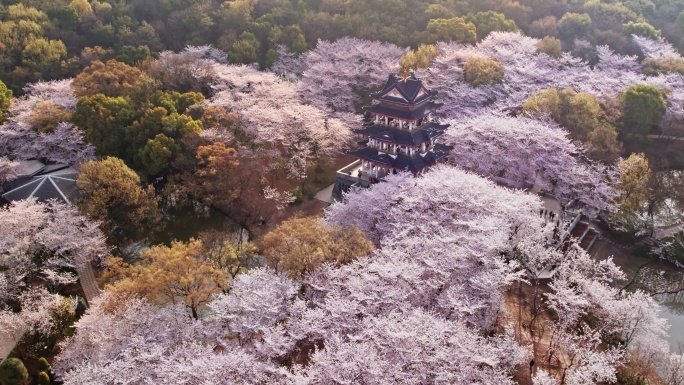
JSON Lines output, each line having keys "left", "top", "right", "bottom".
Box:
{"left": 333, "top": 160, "right": 389, "bottom": 196}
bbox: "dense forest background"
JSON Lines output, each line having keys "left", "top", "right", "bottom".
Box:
{"left": 0, "top": 0, "right": 682, "bottom": 93}
{"left": 3, "top": 1, "right": 684, "bottom": 384}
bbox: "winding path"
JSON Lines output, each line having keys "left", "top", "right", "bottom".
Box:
{"left": 646, "top": 134, "right": 684, "bottom": 141}
{"left": 76, "top": 263, "right": 101, "bottom": 304}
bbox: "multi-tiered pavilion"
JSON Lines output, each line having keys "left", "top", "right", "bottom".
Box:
{"left": 333, "top": 72, "right": 452, "bottom": 195}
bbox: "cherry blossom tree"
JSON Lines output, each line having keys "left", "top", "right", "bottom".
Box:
{"left": 422, "top": 32, "right": 684, "bottom": 125}
{"left": 292, "top": 310, "right": 525, "bottom": 384}
{"left": 445, "top": 114, "right": 617, "bottom": 214}
{"left": 0, "top": 199, "right": 107, "bottom": 305}
{"left": 209, "top": 63, "right": 351, "bottom": 159}
{"left": 262, "top": 186, "right": 295, "bottom": 210}
{"left": 633, "top": 35, "right": 682, "bottom": 60}
{"left": 206, "top": 268, "right": 298, "bottom": 360}
{"left": 537, "top": 245, "right": 672, "bottom": 384}
{"left": 0, "top": 156, "right": 18, "bottom": 184}
{"left": 325, "top": 166, "right": 545, "bottom": 330}
{"left": 0, "top": 79, "right": 94, "bottom": 166}
{"left": 182, "top": 45, "right": 229, "bottom": 64}
{"left": 295, "top": 38, "right": 406, "bottom": 113}
{"left": 0, "top": 287, "right": 75, "bottom": 336}
{"left": 55, "top": 292, "right": 290, "bottom": 384}
{"left": 269, "top": 45, "right": 306, "bottom": 79}
{"left": 143, "top": 49, "right": 217, "bottom": 94}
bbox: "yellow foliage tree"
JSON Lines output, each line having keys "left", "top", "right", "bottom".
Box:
{"left": 617, "top": 153, "right": 652, "bottom": 215}
{"left": 72, "top": 59, "right": 157, "bottom": 98}
{"left": 76, "top": 157, "right": 159, "bottom": 242}
{"left": 27, "top": 101, "right": 71, "bottom": 133}
{"left": 199, "top": 230, "right": 259, "bottom": 280}
{"left": 400, "top": 44, "right": 438, "bottom": 71}
{"left": 183, "top": 142, "right": 241, "bottom": 210}
{"left": 106, "top": 239, "right": 227, "bottom": 319}
{"left": 586, "top": 123, "right": 623, "bottom": 163}
{"left": 463, "top": 57, "right": 505, "bottom": 87}
{"left": 523, "top": 87, "right": 623, "bottom": 162}
{"left": 263, "top": 217, "right": 374, "bottom": 278}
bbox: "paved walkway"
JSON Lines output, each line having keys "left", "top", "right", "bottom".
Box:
{"left": 0, "top": 325, "right": 25, "bottom": 361}
{"left": 655, "top": 223, "right": 684, "bottom": 240}
{"left": 314, "top": 183, "right": 336, "bottom": 204}
{"left": 646, "top": 134, "right": 684, "bottom": 141}
{"left": 76, "top": 263, "right": 101, "bottom": 305}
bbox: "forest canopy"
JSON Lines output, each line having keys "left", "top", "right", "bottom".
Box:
{"left": 0, "top": 0, "right": 682, "bottom": 92}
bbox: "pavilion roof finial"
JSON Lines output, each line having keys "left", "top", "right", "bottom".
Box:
{"left": 401, "top": 67, "right": 409, "bottom": 82}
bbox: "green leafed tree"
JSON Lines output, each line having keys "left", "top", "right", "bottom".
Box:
{"left": 558, "top": 12, "right": 592, "bottom": 42}
{"left": 228, "top": 32, "right": 261, "bottom": 64}
{"left": 642, "top": 58, "right": 684, "bottom": 76}
{"left": 536, "top": 36, "right": 563, "bottom": 58}
{"left": 137, "top": 133, "right": 180, "bottom": 176}
{"left": 617, "top": 153, "right": 652, "bottom": 215}
{"left": 523, "top": 88, "right": 601, "bottom": 142}
{"left": 21, "top": 38, "right": 66, "bottom": 77}
{"left": 465, "top": 11, "right": 519, "bottom": 41}
{"left": 622, "top": 21, "right": 660, "bottom": 39}
{"left": 273, "top": 25, "right": 308, "bottom": 54}
{"left": 0, "top": 80, "right": 11, "bottom": 122}
{"left": 72, "top": 94, "right": 134, "bottom": 158}
{"left": 116, "top": 45, "right": 152, "bottom": 66}
{"left": 400, "top": 44, "right": 438, "bottom": 71}
{"left": 421, "top": 17, "right": 477, "bottom": 45}
{"left": 37, "top": 371, "right": 50, "bottom": 385}
{"left": 619, "top": 84, "right": 666, "bottom": 137}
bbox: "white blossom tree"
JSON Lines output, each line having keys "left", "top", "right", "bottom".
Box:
{"left": 296, "top": 37, "right": 406, "bottom": 113}
{"left": 0, "top": 79, "right": 94, "bottom": 166}
{"left": 55, "top": 293, "right": 290, "bottom": 385}
{"left": 445, "top": 114, "right": 617, "bottom": 214}
{"left": 0, "top": 199, "right": 107, "bottom": 306}
{"left": 0, "top": 156, "right": 18, "bottom": 184}
{"left": 209, "top": 63, "right": 351, "bottom": 161}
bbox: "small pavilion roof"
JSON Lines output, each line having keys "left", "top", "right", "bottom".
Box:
{"left": 2, "top": 164, "right": 79, "bottom": 205}
{"left": 371, "top": 73, "right": 437, "bottom": 106}
{"left": 14, "top": 159, "right": 46, "bottom": 177}
{"left": 355, "top": 122, "right": 450, "bottom": 147}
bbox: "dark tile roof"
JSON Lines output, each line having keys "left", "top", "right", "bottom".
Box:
{"left": 14, "top": 160, "right": 45, "bottom": 177}
{"left": 355, "top": 122, "right": 450, "bottom": 147}
{"left": 37, "top": 163, "right": 70, "bottom": 175}
{"left": 372, "top": 74, "right": 437, "bottom": 105}
{"left": 2, "top": 165, "right": 79, "bottom": 205}
{"left": 347, "top": 143, "right": 453, "bottom": 174}
{"left": 364, "top": 101, "right": 443, "bottom": 121}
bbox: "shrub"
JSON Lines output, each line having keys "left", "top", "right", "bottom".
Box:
{"left": 463, "top": 57, "right": 504, "bottom": 86}
{"left": 37, "top": 358, "right": 49, "bottom": 372}
{"left": 37, "top": 371, "right": 50, "bottom": 385}
{"left": 0, "top": 358, "right": 29, "bottom": 385}
{"left": 536, "top": 36, "right": 563, "bottom": 58}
